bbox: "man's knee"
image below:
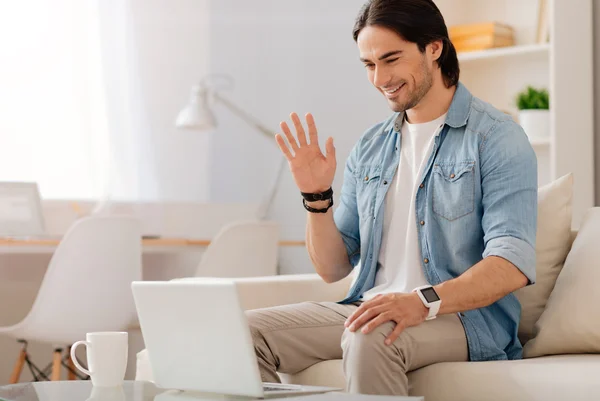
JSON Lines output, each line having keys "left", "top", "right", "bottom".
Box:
{"left": 342, "top": 323, "right": 409, "bottom": 370}
{"left": 245, "top": 309, "right": 267, "bottom": 343}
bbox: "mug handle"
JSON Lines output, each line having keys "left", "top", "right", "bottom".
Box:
{"left": 70, "top": 341, "right": 92, "bottom": 376}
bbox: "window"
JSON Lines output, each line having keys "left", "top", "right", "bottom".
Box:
{"left": 0, "top": 1, "right": 110, "bottom": 199}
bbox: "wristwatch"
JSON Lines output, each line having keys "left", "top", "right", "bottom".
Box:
{"left": 413, "top": 285, "right": 442, "bottom": 320}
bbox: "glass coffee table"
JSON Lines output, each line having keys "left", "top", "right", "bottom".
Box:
{"left": 0, "top": 381, "right": 423, "bottom": 401}
{"left": 0, "top": 381, "right": 163, "bottom": 401}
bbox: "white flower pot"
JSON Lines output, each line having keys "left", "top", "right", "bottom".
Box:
{"left": 518, "top": 109, "right": 550, "bottom": 140}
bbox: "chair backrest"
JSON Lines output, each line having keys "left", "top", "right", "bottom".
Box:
{"left": 19, "top": 216, "right": 142, "bottom": 344}
{"left": 194, "top": 220, "right": 279, "bottom": 278}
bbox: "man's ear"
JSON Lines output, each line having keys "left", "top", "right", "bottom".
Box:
{"left": 429, "top": 40, "right": 444, "bottom": 62}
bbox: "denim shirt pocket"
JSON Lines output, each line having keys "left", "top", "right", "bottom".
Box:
{"left": 432, "top": 161, "right": 475, "bottom": 221}
{"left": 354, "top": 166, "right": 382, "bottom": 220}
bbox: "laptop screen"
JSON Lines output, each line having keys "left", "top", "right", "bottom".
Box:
{"left": 0, "top": 182, "right": 46, "bottom": 237}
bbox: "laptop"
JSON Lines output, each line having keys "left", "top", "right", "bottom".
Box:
{"left": 131, "top": 280, "right": 341, "bottom": 399}
{"left": 0, "top": 181, "right": 50, "bottom": 238}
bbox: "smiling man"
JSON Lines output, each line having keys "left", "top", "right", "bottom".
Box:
{"left": 247, "top": 0, "right": 538, "bottom": 396}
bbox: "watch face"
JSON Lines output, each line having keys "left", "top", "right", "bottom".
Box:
{"left": 421, "top": 287, "right": 440, "bottom": 303}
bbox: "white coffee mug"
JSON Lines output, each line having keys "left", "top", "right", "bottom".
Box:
{"left": 71, "top": 332, "right": 128, "bottom": 387}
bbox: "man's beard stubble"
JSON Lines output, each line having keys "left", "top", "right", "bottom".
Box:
{"left": 390, "top": 57, "right": 434, "bottom": 113}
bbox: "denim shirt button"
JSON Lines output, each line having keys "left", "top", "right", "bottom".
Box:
{"left": 420, "top": 220, "right": 425, "bottom": 226}
{"left": 419, "top": 183, "right": 424, "bottom": 189}
{"left": 424, "top": 258, "right": 429, "bottom": 264}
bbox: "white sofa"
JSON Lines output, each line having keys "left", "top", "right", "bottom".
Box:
{"left": 136, "top": 177, "right": 600, "bottom": 400}
{"left": 136, "top": 272, "right": 600, "bottom": 401}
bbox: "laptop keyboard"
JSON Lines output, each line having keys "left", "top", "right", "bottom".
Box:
{"left": 263, "top": 385, "right": 300, "bottom": 392}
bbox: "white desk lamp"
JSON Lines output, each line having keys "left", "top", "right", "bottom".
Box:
{"left": 175, "top": 75, "right": 286, "bottom": 220}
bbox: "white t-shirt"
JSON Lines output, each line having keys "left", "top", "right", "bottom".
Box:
{"left": 362, "top": 113, "right": 447, "bottom": 300}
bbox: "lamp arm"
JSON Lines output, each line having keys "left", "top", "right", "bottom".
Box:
{"left": 214, "top": 92, "right": 275, "bottom": 140}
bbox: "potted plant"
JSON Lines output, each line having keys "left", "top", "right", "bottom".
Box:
{"left": 516, "top": 86, "right": 550, "bottom": 140}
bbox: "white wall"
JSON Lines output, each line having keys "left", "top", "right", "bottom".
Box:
{"left": 100, "top": 0, "right": 212, "bottom": 203}
{"left": 207, "top": 1, "right": 393, "bottom": 273}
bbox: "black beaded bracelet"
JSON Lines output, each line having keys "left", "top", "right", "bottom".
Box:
{"left": 303, "top": 198, "right": 334, "bottom": 213}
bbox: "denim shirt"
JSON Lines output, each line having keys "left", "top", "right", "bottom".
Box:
{"left": 334, "top": 82, "right": 538, "bottom": 361}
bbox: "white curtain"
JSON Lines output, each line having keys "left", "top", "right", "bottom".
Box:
{"left": 0, "top": 0, "right": 109, "bottom": 199}
{"left": 0, "top": 0, "right": 158, "bottom": 203}
{"left": 95, "top": 0, "right": 160, "bottom": 205}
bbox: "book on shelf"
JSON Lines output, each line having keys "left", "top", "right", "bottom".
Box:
{"left": 536, "top": 0, "right": 550, "bottom": 43}
{"left": 452, "top": 34, "right": 514, "bottom": 52}
{"left": 449, "top": 21, "right": 515, "bottom": 53}
{"left": 449, "top": 22, "right": 514, "bottom": 41}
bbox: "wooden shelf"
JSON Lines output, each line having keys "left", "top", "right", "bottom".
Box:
{"left": 458, "top": 43, "right": 550, "bottom": 62}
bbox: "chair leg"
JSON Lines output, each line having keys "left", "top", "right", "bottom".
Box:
{"left": 9, "top": 341, "right": 27, "bottom": 384}
{"left": 67, "top": 347, "right": 75, "bottom": 380}
{"left": 51, "top": 348, "right": 62, "bottom": 381}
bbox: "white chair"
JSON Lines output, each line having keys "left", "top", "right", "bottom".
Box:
{"left": 194, "top": 220, "right": 279, "bottom": 278}
{"left": 0, "top": 216, "right": 142, "bottom": 383}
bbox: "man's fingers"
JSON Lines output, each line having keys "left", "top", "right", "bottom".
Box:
{"left": 275, "top": 134, "right": 294, "bottom": 161}
{"left": 361, "top": 312, "right": 392, "bottom": 334}
{"left": 345, "top": 303, "right": 366, "bottom": 327}
{"left": 345, "top": 296, "right": 381, "bottom": 326}
{"left": 306, "top": 113, "right": 319, "bottom": 145}
{"left": 385, "top": 322, "right": 405, "bottom": 345}
{"left": 280, "top": 121, "right": 299, "bottom": 151}
{"left": 325, "top": 137, "right": 336, "bottom": 167}
{"left": 345, "top": 296, "right": 384, "bottom": 328}
{"left": 290, "top": 112, "right": 308, "bottom": 146}
{"left": 347, "top": 307, "right": 380, "bottom": 332}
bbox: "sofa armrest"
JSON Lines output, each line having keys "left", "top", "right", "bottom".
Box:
{"left": 175, "top": 273, "right": 353, "bottom": 311}
{"left": 235, "top": 273, "right": 353, "bottom": 310}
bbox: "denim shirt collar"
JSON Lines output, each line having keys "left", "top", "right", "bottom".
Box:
{"left": 391, "top": 81, "right": 473, "bottom": 132}
{"left": 445, "top": 82, "right": 473, "bottom": 128}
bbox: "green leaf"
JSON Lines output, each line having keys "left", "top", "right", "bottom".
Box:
{"left": 515, "top": 86, "right": 549, "bottom": 110}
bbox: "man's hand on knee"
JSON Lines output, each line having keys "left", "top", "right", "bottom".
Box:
{"left": 344, "top": 293, "right": 428, "bottom": 345}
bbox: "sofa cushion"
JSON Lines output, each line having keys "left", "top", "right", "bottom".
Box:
{"left": 409, "top": 354, "right": 600, "bottom": 401}
{"left": 137, "top": 339, "right": 600, "bottom": 401}
{"left": 523, "top": 207, "right": 600, "bottom": 358}
{"left": 279, "top": 360, "right": 345, "bottom": 388}
{"left": 279, "top": 355, "right": 600, "bottom": 401}
{"left": 514, "top": 173, "right": 573, "bottom": 344}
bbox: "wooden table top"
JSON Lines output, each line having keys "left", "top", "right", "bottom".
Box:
{"left": 0, "top": 237, "right": 306, "bottom": 247}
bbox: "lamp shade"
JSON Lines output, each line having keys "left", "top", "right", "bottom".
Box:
{"left": 175, "top": 86, "right": 217, "bottom": 130}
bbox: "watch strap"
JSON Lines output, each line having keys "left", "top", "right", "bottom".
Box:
{"left": 426, "top": 298, "right": 440, "bottom": 320}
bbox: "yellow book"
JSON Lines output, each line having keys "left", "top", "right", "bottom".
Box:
{"left": 453, "top": 34, "right": 514, "bottom": 52}
{"left": 449, "top": 22, "right": 514, "bottom": 41}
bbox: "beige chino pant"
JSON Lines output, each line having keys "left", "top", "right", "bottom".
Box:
{"left": 246, "top": 301, "right": 468, "bottom": 396}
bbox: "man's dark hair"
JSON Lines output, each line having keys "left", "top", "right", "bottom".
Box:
{"left": 352, "top": 0, "right": 459, "bottom": 88}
